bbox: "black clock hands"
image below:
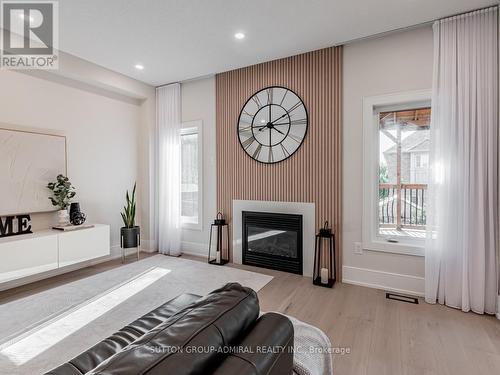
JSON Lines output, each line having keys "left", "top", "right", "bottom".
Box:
{"left": 254, "top": 111, "right": 288, "bottom": 136}
{"left": 270, "top": 113, "right": 288, "bottom": 125}
{"left": 272, "top": 127, "right": 284, "bottom": 135}
{"left": 257, "top": 122, "right": 285, "bottom": 136}
{"left": 258, "top": 123, "right": 274, "bottom": 133}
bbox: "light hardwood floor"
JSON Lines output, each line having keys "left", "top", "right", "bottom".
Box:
{"left": 232, "top": 262, "right": 500, "bottom": 375}
{"left": 2, "top": 253, "right": 499, "bottom": 375}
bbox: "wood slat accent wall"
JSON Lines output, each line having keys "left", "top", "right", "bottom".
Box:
{"left": 216, "top": 46, "right": 342, "bottom": 278}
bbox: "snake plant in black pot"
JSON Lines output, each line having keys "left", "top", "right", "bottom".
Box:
{"left": 120, "top": 183, "right": 140, "bottom": 249}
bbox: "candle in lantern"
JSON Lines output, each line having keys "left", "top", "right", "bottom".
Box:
{"left": 216, "top": 250, "right": 221, "bottom": 264}
{"left": 320, "top": 267, "right": 329, "bottom": 284}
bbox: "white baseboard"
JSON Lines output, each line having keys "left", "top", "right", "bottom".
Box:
{"left": 181, "top": 241, "right": 208, "bottom": 257}
{"left": 497, "top": 296, "right": 500, "bottom": 320}
{"left": 140, "top": 239, "right": 157, "bottom": 253}
{"left": 110, "top": 244, "right": 121, "bottom": 258}
{"left": 342, "top": 265, "right": 424, "bottom": 297}
{"left": 113, "top": 244, "right": 158, "bottom": 257}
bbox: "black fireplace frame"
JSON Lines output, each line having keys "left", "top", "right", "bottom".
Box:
{"left": 242, "top": 211, "right": 303, "bottom": 275}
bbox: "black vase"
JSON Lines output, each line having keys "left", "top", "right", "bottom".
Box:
{"left": 69, "top": 202, "right": 80, "bottom": 218}
{"left": 121, "top": 226, "right": 140, "bottom": 249}
{"left": 69, "top": 202, "right": 86, "bottom": 226}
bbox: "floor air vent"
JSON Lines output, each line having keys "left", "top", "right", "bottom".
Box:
{"left": 386, "top": 293, "right": 418, "bottom": 304}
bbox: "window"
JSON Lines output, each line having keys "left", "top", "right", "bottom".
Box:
{"left": 180, "top": 120, "right": 202, "bottom": 230}
{"left": 363, "top": 90, "right": 431, "bottom": 256}
{"left": 378, "top": 106, "right": 430, "bottom": 234}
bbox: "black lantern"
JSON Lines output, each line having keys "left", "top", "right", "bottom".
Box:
{"left": 313, "top": 221, "right": 336, "bottom": 288}
{"left": 208, "top": 212, "right": 229, "bottom": 265}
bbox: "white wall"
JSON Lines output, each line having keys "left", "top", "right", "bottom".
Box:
{"left": 180, "top": 76, "right": 217, "bottom": 256}
{"left": 0, "top": 62, "right": 155, "bottom": 256}
{"left": 342, "top": 27, "right": 434, "bottom": 295}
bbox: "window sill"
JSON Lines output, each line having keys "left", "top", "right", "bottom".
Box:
{"left": 181, "top": 222, "right": 202, "bottom": 231}
{"left": 362, "top": 238, "right": 425, "bottom": 257}
{"left": 379, "top": 227, "right": 426, "bottom": 240}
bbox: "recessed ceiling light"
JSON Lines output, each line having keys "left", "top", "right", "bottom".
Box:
{"left": 134, "top": 64, "right": 144, "bottom": 70}
{"left": 234, "top": 32, "right": 245, "bottom": 40}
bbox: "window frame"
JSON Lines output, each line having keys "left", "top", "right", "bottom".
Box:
{"left": 362, "top": 90, "right": 431, "bottom": 257}
{"left": 180, "top": 120, "right": 203, "bottom": 231}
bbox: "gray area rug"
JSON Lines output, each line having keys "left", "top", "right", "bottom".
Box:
{"left": 0, "top": 254, "right": 273, "bottom": 374}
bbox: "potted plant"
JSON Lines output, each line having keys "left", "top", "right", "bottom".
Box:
{"left": 47, "top": 174, "right": 76, "bottom": 225}
{"left": 120, "top": 183, "right": 140, "bottom": 249}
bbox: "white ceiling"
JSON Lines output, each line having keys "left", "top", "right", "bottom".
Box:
{"left": 59, "top": 0, "right": 496, "bottom": 86}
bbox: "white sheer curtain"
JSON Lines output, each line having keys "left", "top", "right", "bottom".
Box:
{"left": 155, "top": 83, "right": 182, "bottom": 256}
{"left": 425, "top": 7, "right": 498, "bottom": 315}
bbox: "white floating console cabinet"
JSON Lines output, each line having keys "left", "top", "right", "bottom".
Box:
{"left": 0, "top": 230, "right": 59, "bottom": 284}
{"left": 0, "top": 224, "right": 110, "bottom": 290}
{"left": 58, "top": 225, "right": 110, "bottom": 268}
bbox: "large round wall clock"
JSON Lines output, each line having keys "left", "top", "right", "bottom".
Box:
{"left": 237, "top": 86, "right": 308, "bottom": 164}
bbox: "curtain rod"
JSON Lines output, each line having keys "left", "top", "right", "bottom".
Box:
{"left": 335, "top": 4, "right": 498, "bottom": 46}
{"left": 156, "top": 73, "right": 214, "bottom": 89}
{"left": 334, "top": 21, "right": 432, "bottom": 47}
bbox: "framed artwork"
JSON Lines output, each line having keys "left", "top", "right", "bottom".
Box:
{"left": 0, "top": 127, "right": 67, "bottom": 216}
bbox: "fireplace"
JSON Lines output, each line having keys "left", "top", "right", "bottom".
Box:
{"left": 242, "top": 211, "right": 303, "bottom": 275}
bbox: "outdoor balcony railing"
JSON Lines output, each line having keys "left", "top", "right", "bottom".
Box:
{"left": 379, "top": 183, "right": 427, "bottom": 228}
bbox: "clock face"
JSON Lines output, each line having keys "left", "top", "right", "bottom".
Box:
{"left": 237, "top": 86, "right": 308, "bottom": 164}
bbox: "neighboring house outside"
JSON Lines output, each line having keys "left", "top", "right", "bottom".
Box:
{"left": 383, "top": 131, "right": 430, "bottom": 185}
{"left": 379, "top": 130, "right": 430, "bottom": 230}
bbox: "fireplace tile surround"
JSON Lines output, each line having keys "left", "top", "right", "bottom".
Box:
{"left": 233, "top": 200, "right": 315, "bottom": 277}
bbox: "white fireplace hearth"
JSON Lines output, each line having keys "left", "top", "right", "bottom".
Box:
{"left": 232, "top": 200, "right": 315, "bottom": 277}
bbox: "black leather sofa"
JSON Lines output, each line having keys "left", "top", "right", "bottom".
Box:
{"left": 46, "top": 283, "right": 294, "bottom": 375}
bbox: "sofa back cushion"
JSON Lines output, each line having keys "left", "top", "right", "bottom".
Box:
{"left": 88, "top": 283, "right": 259, "bottom": 375}
{"left": 45, "top": 293, "right": 201, "bottom": 375}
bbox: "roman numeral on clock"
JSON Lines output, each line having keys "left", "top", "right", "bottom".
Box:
{"left": 266, "top": 88, "right": 273, "bottom": 105}
{"left": 239, "top": 126, "right": 252, "bottom": 137}
{"left": 280, "top": 144, "right": 290, "bottom": 157}
{"left": 268, "top": 147, "right": 274, "bottom": 163}
{"left": 252, "top": 144, "right": 262, "bottom": 159}
{"left": 242, "top": 136, "right": 256, "bottom": 149}
{"left": 288, "top": 101, "right": 302, "bottom": 114}
{"left": 288, "top": 133, "right": 303, "bottom": 143}
{"left": 239, "top": 119, "right": 253, "bottom": 128}
{"left": 242, "top": 110, "right": 254, "bottom": 120}
{"left": 290, "top": 118, "right": 307, "bottom": 126}
{"left": 251, "top": 95, "right": 263, "bottom": 109}
{"left": 279, "top": 90, "right": 288, "bottom": 106}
